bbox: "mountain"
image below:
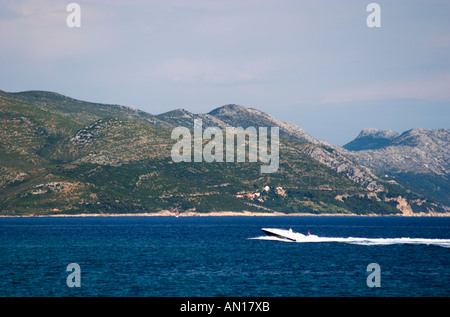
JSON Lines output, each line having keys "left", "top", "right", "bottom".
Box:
{"left": 208, "top": 105, "right": 387, "bottom": 192}
{"left": 209, "top": 104, "right": 319, "bottom": 144}
{"left": 345, "top": 127, "right": 450, "bottom": 207}
{"left": 0, "top": 90, "right": 447, "bottom": 215}
{"left": 7, "top": 90, "right": 170, "bottom": 128}
{"left": 343, "top": 128, "right": 399, "bottom": 151}
{"left": 156, "top": 108, "right": 228, "bottom": 130}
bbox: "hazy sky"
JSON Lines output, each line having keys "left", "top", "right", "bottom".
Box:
{"left": 1, "top": 0, "right": 449, "bottom": 145}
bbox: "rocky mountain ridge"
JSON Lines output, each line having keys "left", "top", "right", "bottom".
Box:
{"left": 158, "top": 104, "right": 385, "bottom": 192}
{"left": 343, "top": 128, "right": 399, "bottom": 151}
{"left": 346, "top": 127, "right": 449, "bottom": 175}
{"left": 344, "top": 127, "right": 449, "bottom": 207}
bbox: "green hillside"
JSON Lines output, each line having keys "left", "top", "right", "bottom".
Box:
{"left": 0, "top": 90, "right": 444, "bottom": 215}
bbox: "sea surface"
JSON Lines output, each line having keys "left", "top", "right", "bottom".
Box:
{"left": 0, "top": 216, "right": 449, "bottom": 297}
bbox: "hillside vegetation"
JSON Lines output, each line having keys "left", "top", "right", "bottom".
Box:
{"left": 0, "top": 90, "right": 446, "bottom": 215}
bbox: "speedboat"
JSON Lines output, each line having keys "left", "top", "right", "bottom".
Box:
{"left": 261, "top": 228, "right": 305, "bottom": 241}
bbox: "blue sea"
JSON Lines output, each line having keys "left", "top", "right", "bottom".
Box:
{"left": 0, "top": 216, "right": 449, "bottom": 297}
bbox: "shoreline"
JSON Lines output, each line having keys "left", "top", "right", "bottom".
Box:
{"left": 1, "top": 210, "right": 450, "bottom": 217}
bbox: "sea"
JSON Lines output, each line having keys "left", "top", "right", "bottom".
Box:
{"left": 0, "top": 216, "right": 449, "bottom": 297}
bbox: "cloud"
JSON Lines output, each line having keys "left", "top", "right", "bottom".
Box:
{"left": 0, "top": 0, "right": 118, "bottom": 61}
{"left": 320, "top": 74, "right": 450, "bottom": 105}
{"left": 1, "top": 0, "right": 449, "bottom": 122}
{"left": 156, "top": 57, "right": 280, "bottom": 85}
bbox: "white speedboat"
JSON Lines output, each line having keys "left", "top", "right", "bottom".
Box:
{"left": 261, "top": 228, "right": 305, "bottom": 241}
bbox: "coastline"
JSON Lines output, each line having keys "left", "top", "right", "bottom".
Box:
{"left": 1, "top": 210, "right": 450, "bottom": 217}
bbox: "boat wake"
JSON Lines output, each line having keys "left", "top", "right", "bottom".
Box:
{"left": 251, "top": 228, "right": 450, "bottom": 248}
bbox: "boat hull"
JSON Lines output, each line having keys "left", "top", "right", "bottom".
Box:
{"left": 261, "top": 228, "right": 299, "bottom": 241}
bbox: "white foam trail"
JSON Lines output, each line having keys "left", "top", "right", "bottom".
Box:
{"left": 251, "top": 235, "right": 450, "bottom": 248}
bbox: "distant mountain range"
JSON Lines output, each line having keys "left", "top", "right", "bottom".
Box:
{"left": 343, "top": 128, "right": 400, "bottom": 151}
{"left": 0, "top": 90, "right": 448, "bottom": 215}
{"left": 344, "top": 127, "right": 449, "bottom": 207}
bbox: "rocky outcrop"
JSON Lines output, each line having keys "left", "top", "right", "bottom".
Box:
{"left": 384, "top": 196, "right": 414, "bottom": 216}
{"left": 301, "top": 144, "right": 384, "bottom": 191}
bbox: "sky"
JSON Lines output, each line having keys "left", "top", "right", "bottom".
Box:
{"left": 0, "top": 0, "right": 449, "bottom": 145}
